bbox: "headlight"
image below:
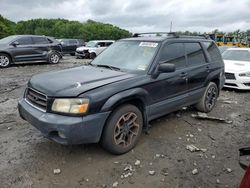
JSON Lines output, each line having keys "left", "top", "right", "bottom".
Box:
{"left": 52, "top": 98, "right": 89, "bottom": 114}
{"left": 239, "top": 72, "right": 250, "bottom": 77}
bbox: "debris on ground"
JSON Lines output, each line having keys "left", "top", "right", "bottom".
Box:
{"left": 7, "top": 127, "right": 12, "bottom": 130}
{"left": 134, "top": 160, "right": 140, "bottom": 166}
{"left": 226, "top": 168, "right": 232, "bottom": 173}
{"left": 124, "top": 164, "right": 133, "bottom": 172}
{"left": 186, "top": 144, "right": 200, "bottom": 152}
{"left": 192, "top": 168, "right": 198, "bottom": 175}
{"left": 53, "top": 169, "right": 61, "bottom": 174}
{"left": 191, "top": 112, "right": 233, "bottom": 124}
{"left": 112, "top": 181, "right": 119, "bottom": 188}
{"left": 149, "top": 171, "right": 156, "bottom": 176}
{"left": 160, "top": 168, "right": 168, "bottom": 176}
{"left": 216, "top": 179, "right": 220, "bottom": 184}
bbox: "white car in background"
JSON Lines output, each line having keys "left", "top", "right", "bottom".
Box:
{"left": 222, "top": 48, "right": 250, "bottom": 90}
{"left": 76, "top": 40, "right": 114, "bottom": 59}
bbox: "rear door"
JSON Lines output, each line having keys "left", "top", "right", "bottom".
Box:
{"left": 184, "top": 42, "right": 210, "bottom": 94}
{"left": 31, "top": 36, "right": 51, "bottom": 60}
{"left": 10, "top": 36, "right": 35, "bottom": 62}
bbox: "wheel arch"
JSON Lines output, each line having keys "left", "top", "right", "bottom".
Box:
{"left": 0, "top": 51, "right": 14, "bottom": 63}
{"left": 100, "top": 88, "right": 150, "bottom": 128}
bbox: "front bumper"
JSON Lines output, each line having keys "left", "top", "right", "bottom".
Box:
{"left": 18, "top": 98, "right": 110, "bottom": 145}
{"left": 224, "top": 72, "right": 250, "bottom": 90}
{"left": 76, "top": 51, "right": 87, "bottom": 58}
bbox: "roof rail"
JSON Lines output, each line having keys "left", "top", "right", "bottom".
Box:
{"left": 133, "top": 32, "right": 179, "bottom": 38}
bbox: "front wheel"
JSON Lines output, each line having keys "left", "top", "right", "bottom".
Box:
{"left": 195, "top": 82, "right": 218, "bottom": 112}
{"left": 0, "top": 53, "right": 11, "bottom": 68}
{"left": 101, "top": 104, "right": 143, "bottom": 155}
{"left": 89, "top": 52, "right": 96, "bottom": 59}
{"left": 48, "top": 51, "right": 60, "bottom": 64}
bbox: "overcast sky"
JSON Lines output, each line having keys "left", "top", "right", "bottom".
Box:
{"left": 0, "top": 0, "right": 250, "bottom": 33}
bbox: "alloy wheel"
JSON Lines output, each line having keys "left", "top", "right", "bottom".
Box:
{"left": 0, "top": 55, "right": 10, "bottom": 67}
{"left": 114, "top": 112, "right": 140, "bottom": 147}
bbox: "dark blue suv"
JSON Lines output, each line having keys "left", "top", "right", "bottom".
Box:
{"left": 18, "top": 32, "right": 225, "bottom": 154}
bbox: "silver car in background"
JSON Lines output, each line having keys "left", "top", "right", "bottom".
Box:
{"left": 76, "top": 40, "right": 114, "bottom": 59}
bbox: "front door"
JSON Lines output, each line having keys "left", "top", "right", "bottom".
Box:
{"left": 147, "top": 42, "right": 188, "bottom": 120}
{"left": 10, "top": 36, "right": 35, "bottom": 62}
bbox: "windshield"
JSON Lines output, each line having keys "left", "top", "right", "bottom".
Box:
{"left": 222, "top": 50, "right": 250, "bottom": 62}
{"left": 0, "top": 35, "right": 18, "bottom": 44}
{"left": 91, "top": 41, "right": 159, "bottom": 72}
{"left": 86, "top": 41, "right": 97, "bottom": 47}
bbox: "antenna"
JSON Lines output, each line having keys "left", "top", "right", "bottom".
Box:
{"left": 170, "top": 21, "right": 173, "bottom": 32}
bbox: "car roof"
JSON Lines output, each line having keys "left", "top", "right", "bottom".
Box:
{"left": 121, "top": 35, "right": 213, "bottom": 43}
{"left": 89, "top": 40, "right": 115, "bottom": 43}
{"left": 13, "top": 34, "right": 49, "bottom": 38}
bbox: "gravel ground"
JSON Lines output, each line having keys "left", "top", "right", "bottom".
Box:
{"left": 0, "top": 56, "right": 249, "bottom": 188}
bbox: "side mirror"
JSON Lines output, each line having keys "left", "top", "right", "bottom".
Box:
{"left": 11, "top": 41, "right": 19, "bottom": 47}
{"left": 158, "top": 63, "right": 175, "bottom": 73}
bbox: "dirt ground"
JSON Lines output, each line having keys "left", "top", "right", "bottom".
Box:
{"left": 0, "top": 56, "right": 249, "bottom": 188}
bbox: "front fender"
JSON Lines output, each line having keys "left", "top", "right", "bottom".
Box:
{"left": 100, "top": 88, "right": 151, "bottom": 112}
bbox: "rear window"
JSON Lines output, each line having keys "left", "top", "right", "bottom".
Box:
{"left": 68, "top": 39, "right": 77, "bottom": 44}
{"left": 203, "top": 42, "right": 221, "bottom": 62}
{"left": 33, "top": 37, "right": 49, "bottom": 44}
{"left": 185, "top": 43, "right": 206, "bottom": 66}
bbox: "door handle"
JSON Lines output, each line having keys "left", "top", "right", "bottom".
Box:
{"left": 206, "top": 65, "right": 210, "bottom": 72}
{"left": 180, "top": 72, "right": 187, "bottom": 77}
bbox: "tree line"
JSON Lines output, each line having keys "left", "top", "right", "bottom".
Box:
{"left": 0, "top": 14, "right": 250, "bottom": 41}
{"left": 0, "top": 15, "right": 131, "bottom": 40}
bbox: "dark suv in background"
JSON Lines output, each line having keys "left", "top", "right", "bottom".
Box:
{"left": 0, "top": 35, "right": 62, "bottom": 68}
{"left": 18, "top": 32, "right": 225, "bottom": 154}
{"left": 58, "top": 38, "right": 85, "bottom": 56}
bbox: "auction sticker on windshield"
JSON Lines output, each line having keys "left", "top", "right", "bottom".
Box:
{"left": 139, "top": 42, "right": 158, "bottom": 48}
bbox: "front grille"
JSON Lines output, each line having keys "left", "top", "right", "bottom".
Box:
{"left": 25, "top": 88, "right": 47, "bottom": 111}
{"left": 225, "top": 73, "right": 236, "bottom": 80}
{"left": 225, "top": 83, "right": 238, "bottom": 87}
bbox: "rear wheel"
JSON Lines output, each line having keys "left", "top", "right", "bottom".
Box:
{"left": 48, "top": 51, "right": 60, "bottom": 64}
{"left": 89, "top": 52, "right": 96, "bottom": 59}
{"left": 195, "top": 82, "right": 218, "bottom": 112}
{"left": 0, "top": 53, "right": 11, "bottom": 68}
{"left": 101, "top": 104, "right": 143, "bottom": 155}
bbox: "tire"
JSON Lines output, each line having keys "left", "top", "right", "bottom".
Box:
{"left": 101, "top": 104, "right": 143, "bottom": 155}
{"left": 89, "top": 52, "right": 96, "bottom": 59}
{"left": 70, "top": 53, "right": 75, "bottom": 56}
{"left": 48, "top": 51, "right": 60, "bottom": 64}
{"left": 195, "top": 82, "right": 218, "bottom": 112}
{"left": 0, "top": 53, "right": 11, "bottom": 68}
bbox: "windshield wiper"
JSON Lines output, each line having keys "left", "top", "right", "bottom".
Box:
{"left": 94, "top": 64, "right": 121, "bottom": 71}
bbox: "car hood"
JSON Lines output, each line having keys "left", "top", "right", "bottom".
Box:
{"left": 76, "top": 46, "right": 96, "bottom": 51}
{"left": 29, "top": 66, "right": 136, "bottom": 97}
{"left": 224, "top": 60, "right": 250, "bottom": 73}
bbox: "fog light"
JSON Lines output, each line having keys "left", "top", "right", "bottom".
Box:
{"left": 58, "top": 131, "right": 66, "bottom": 139}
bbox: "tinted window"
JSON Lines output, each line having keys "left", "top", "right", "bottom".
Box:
{"left": 33, "top": 37, "right": 49, "bottom": 44}
{"left": 105, "top": 42, "right": 113, "bottom": 46}
{"left": 160, "top": 43, "right": 186, "bottom": 69}
{"left": 203, "top": 42, "right": 221, "bottom": 62}
{"left": 69, "top": 39, "right": 77, "bottom": 44}
{"left": 97, "top": 42, "right": 106, "bottom": 47}
{"left": 16, "top": 37, "right": 33, "bottom": 45}
{"left": 185, "top": 43, "right": 206, "bottom": 66}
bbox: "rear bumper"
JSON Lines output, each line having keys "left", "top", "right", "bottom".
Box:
{"left": 18, "top": 98, "right": 110, "bottom": 145}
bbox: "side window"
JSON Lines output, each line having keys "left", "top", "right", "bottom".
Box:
{"left": 160, "top": 43, "right": 186, "bottom": 69}
{"left": 185, "top": 43, "right": 206, "bottom": 66}
{"left": 203, "top": 41, "right": 221, "bottom": 62}
{"left": 16, "top": 37, "right": 33, "bottom": 45}
{"left": 98, "top": 42, "right": 105, "bottom": 47}
{"left": 105, "top": 42, "right": 113, "bottom": 47}
{"left": 33, "top": 37, "right": 49, "bottom": 44}
{"left": 69, "top": 39, "right": 77, "bottom": 45}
